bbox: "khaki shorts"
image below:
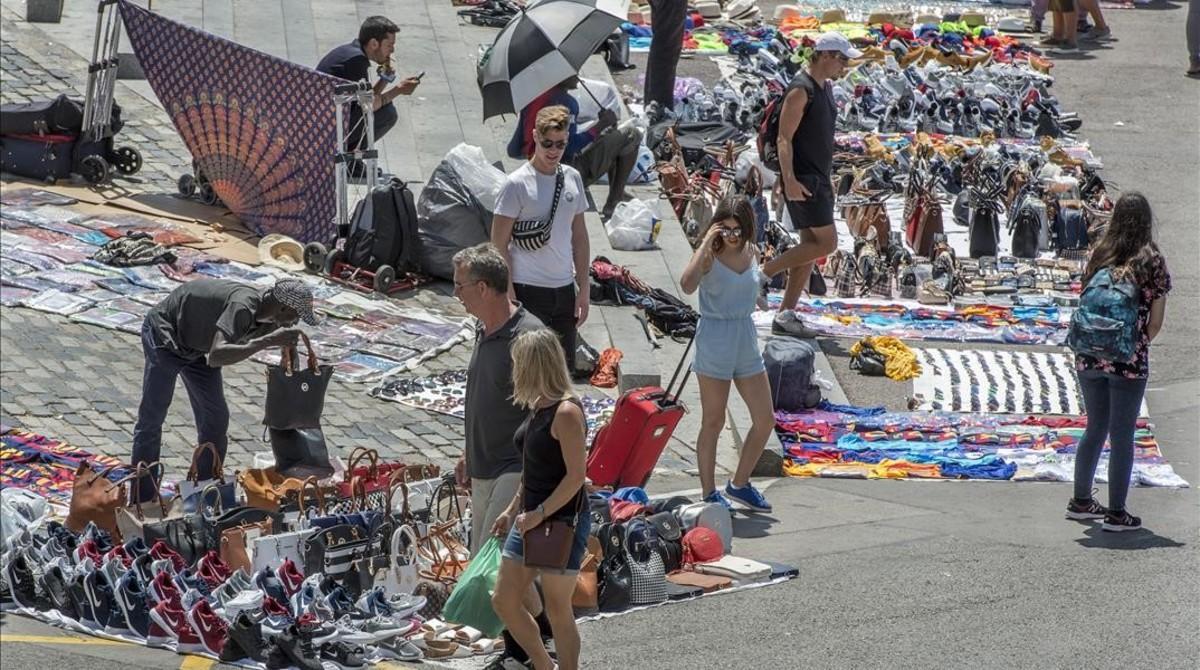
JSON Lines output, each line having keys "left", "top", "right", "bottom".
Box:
{"left": 469, "top": 472, "right": 521, "bottom": 556}
{"left": 572, "top": 125, "right": 642, "bottom": 185}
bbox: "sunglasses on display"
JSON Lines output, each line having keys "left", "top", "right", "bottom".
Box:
{"left": 539, "top": 139, "right": 567, "bottom": 150}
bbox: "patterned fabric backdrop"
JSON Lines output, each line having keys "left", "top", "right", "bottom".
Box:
{"left": 118, "top": 1, "right": 339, "bottom": 242}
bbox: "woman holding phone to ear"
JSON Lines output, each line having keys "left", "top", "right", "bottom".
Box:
{"left": 680, "top": 196, "right": 776, "bottom": 514}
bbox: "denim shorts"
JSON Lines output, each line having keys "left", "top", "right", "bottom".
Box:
{"left": 501, "top": 512, "right": 592, "bottom": 575}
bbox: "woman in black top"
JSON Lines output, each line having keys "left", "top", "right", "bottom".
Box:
{"left": 491, "top": 328, "right": 589, "bottom": 670}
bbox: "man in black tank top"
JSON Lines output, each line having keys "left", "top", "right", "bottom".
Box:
{"left": 763, "top": 33, "right": 861, "bottom": 313}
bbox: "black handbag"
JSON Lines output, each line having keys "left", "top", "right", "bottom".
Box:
{"left": 850, "top": 343, "right": 888, "bottom": 377}
{"left": 142, "top": 483, "right": 224, "bottom": 566}
{"left": 263, "top": 333, "right": 332, "bottom": 430}
{"left": 596, "top": 524, "right": 632, "bottom": 612}
{"left": 646, "top": 512, "right": 681, "bottom": 543}
{"left": 302, "top": 523, "right": 373, "bottom": 579}
{"left": 266, "top": 427, "right": 333, "bottom": 479}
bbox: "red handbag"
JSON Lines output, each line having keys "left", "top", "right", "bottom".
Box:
{"left": 609, "top": 499, "right": 646, "bottom": 523}
{"left": 682, "top": 527, "right": 724, "bottom": 566}
{"left": 335, "top": 447, "right": 404, "bottom": 500}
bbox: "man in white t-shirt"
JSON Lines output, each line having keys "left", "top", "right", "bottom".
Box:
{"left": 492, "top": 105, "right": 590, "bottom": 371}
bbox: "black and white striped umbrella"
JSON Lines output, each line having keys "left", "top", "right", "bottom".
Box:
{"left": 478, "top": 0, "right": 627, "bottom": 120}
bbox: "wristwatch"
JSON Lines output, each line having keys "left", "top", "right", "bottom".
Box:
{"left": 536, "top": 504, "right": 546, "bottom": 517}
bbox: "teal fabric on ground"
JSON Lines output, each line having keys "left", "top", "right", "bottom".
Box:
{"left": 443, "top": 537, "right": 504, "bottom": 637}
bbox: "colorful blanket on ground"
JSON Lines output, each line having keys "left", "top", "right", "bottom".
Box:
{"left": 0, "top": 426, "right": 131, "bottom": 504}
{"left": 118, "top": 0, "right": 339, "bottom": 242}
{"left": 755, "top": 297, "right": 1068, "bottom": 345}
{"left": 1, "top": 200, "right": 471, "bottom": 383}
{"left": 775, "top": 402, "right": 1188, "bottom": 487}
{"left": 372, "top": 371, "right": 617, "bottom": 444}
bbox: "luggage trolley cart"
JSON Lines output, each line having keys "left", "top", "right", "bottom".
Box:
{"left": 303, "top": 82, "right": 409, "bottom": 294}
{"left": 78, "top": 0, "right": 143, "bottom": 183}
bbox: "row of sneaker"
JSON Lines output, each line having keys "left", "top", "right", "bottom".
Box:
{"left": 1, "top": 521, "right": 429, "bottom": 668}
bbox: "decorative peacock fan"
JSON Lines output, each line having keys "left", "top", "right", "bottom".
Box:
{"left": 118, "top": 0, "right": 340, "bottom": 242}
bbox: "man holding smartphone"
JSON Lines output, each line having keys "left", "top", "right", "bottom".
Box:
{"left": 762, "top": 33, "right": 860, "bottom": 314}
{"left": 317, "top": 16, "right": 422, "bottom": 181}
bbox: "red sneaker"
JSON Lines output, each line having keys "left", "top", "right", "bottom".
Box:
{"left": 276, "top": 558, "right": 305, "bottom": 597}
{"left": 73, "top": 539, "right": 102, "bottom": 566}
{"left": 102, "top": 544, "right": 133, "bottom": 569}
{"left": 149, "top": 540, "right": 187, "bottom": 573}
{"left": 149, "top": 599, "right": 204, "bottom": 653}
{"left": 196, "top": 551, "right": 232, "bottom": 589}
{"left": 185, "top": 599, "right": 229, "bottom": 656}
{"left": 148, "top": 570, "right": 182, "bottom": 608}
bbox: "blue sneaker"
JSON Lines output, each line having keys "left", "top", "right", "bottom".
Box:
{"left": 703, "top": 490, "right": 733, "bottom": 511}
{"left": 725, "top": 480, "right": 772, "bottom": 513}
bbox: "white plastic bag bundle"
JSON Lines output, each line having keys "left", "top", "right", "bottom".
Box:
{"left": 605, "top": 199, "right": 661, "bottom": 251}
{"left": 1, "top": 488, "right": 49, "bottom": 541}
{"left": 443, "top": 143, "right": 507, "bottom": 212}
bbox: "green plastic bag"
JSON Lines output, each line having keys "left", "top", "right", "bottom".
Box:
{"left": 442, "top": 536, "right": 504, "bottom": 637}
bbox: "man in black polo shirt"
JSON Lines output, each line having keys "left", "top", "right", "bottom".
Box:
{"left": 450, "top": 243, "right": 555, "bottom": 668}
{"left": 316, "top": 16, "right": 421, "bottom": 178}
{"left": 130, "top": 278, "right": 319, "bottom": 502}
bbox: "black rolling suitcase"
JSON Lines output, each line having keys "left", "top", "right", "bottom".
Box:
{"left": 0, "top": 134, "right": 76, "bottom": 182}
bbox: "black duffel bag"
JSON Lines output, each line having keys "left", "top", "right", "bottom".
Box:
{"left": 0, "top": 95, "right": 123, "bottom": 135}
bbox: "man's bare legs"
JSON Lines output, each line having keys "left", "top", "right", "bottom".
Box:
{"left": 766, "top": 226, "right": 835, "bottom": 312}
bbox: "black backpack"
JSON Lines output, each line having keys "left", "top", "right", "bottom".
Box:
{"left": 757, "top": 75, "right": 813, "bottom": 173}
{"left": 1009, "top": 201, "right": 1041, "bottom": 259}
{"left": 345, "top": 179, "right": 421, "bottom": 273}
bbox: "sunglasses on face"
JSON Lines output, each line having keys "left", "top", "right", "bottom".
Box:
{"left": 719, "top": 227, "right": 743, "bottom": 239}
{"left": 538, "top": 139, "right": 567, "bottom": 150}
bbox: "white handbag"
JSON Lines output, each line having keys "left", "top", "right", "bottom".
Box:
{"left": 377, "top": 524, "right": 420, "bottom": 595}
{"left": 674, "top": 502, "right": 733, "bottom": 553}
{"left": 693, "top": 555, "right": 771, "bottom": 582}
{"left": 251, "top": 477, "right": 320, "bottom": 573}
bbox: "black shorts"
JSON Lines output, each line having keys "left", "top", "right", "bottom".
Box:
{"left": 785, "top": 175, "right": 835, "bottom": 230}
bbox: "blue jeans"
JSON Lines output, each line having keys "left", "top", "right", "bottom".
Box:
{"left": 130, "top": 322, "right": 228, "bottom": 502}
{"left": 1073, "top": 369, "right": 1147, "bottom": 511}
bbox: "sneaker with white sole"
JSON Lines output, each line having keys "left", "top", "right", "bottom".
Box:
{"left": 1065, "top": 496, "right": 1107, "bottom": 520}
{"left": 1102, "top": 510, "right": 1143, "bottom": 532}
{"left": 148, "top": 599, "right": 204, "bottom": 652}
{"left": 725, "top": 480, "right": 772, "bottom": 513}
{"left": 186, "top": 599, "right": 229, "bottom": 656}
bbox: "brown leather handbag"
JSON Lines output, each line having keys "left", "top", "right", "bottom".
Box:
{"left": 239, "top": 467, "right": 310, "bottom": 512}
{"left": 523, "top": 490, "right": 585, "bottom": 570}
{"left": 221, "top": 519, "right": 274, "bottom": 573}
{"left": 572, "top": 535, "right": 603, "bottom": 612}
{"left": 666, "top": 570, "right": 732, "bottom": 593}
{"left": 65, "top": 461, "right": 126, "bottom": 540}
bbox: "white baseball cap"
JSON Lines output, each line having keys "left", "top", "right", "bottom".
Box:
{"left": 813, "top": 32, "right": 863, "bottom": 59}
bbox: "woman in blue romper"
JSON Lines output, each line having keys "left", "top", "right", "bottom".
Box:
{"left": 681, "top": 197, "right": 776, "bottom": 512}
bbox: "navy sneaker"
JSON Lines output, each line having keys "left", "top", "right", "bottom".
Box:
{"left": 724, "top": 480, "right": 772, "bottom": 513}
{"left": 82, "top": 565, "right": 113, "bottom": 628}
{"left": 254, "top": 566, "right": 289, "bottom": 604}
{"left": 703, "top": 490, "right": 734, "bottom": 511}
{"left": 116, "top": 571, "right": 152, "bottom": 638}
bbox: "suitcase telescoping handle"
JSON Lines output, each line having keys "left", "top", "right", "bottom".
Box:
{"left": 657, "top": 330, "right": 696, "bottom": 407}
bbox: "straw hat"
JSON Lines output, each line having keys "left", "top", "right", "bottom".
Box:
{"left": 258, "top": 234, "right": 305, "bottom": 271}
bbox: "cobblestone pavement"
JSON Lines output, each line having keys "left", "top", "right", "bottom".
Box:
{"left": 0, "top": 8, "right": 701, "bottom": 479}
{"left": 0, "top": 6, "right": 475, "bottom": 474}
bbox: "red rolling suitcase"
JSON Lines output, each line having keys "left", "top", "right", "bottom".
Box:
{"left": 587, "top": 335, "right": 694, "bottom": 488}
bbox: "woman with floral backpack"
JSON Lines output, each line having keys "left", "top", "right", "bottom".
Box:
{"left": 1067, "top": 192, "right": 1170, "bottom": 532}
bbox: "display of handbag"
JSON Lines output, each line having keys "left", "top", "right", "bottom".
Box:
{"left": 415, "top": 519, "right": 471, "bottom": 584}
{"left": 142, "top": 488, "right": 219, "bottom": 566}
{"left": 303, "top": 522, "right": 373, "bottom": 580}
{"left": 596, "top": 523, "right": 632, "bottom": 612}
{"left": 178, "top": 443, "right": 236, "bottom": 514}
{"left": 239, "top": 467, "right": 332, "bottom": 513}
{"left": 264, "top": 333, "right": 332, "bottom": 430}
{"left": 693, "top": 555, "right": 773, "bottom": 582}
{"left": 64, "top": 460, "right": 126, "bottom": 540}
{"left": 681, "top": 526, "right": 725, "bottom": 566}
{"left": 666, "top": 570, "right": 731, "bottom": 593}
{"left": 674, "top": 502, "right": 733, "bottom": 553}
{"left": 335, "top": 448, "right": 405, "bottom": 510}
{"left": 572, "top": 535, "right": 603, "bottom": 614}
{"left": 625, "top": 535, "right": 667, "bottom": 606}
{"left": 220, "top": 518, "right": 273, "bottom": 573}
{"left": 115, "top": 462, "right": 181, "bottom": 545}
{"left": 377, "top": 523, "right": 421, "bottom": 596}
{"left": 265, "top": 427, "right": 333, "bottom": 480}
